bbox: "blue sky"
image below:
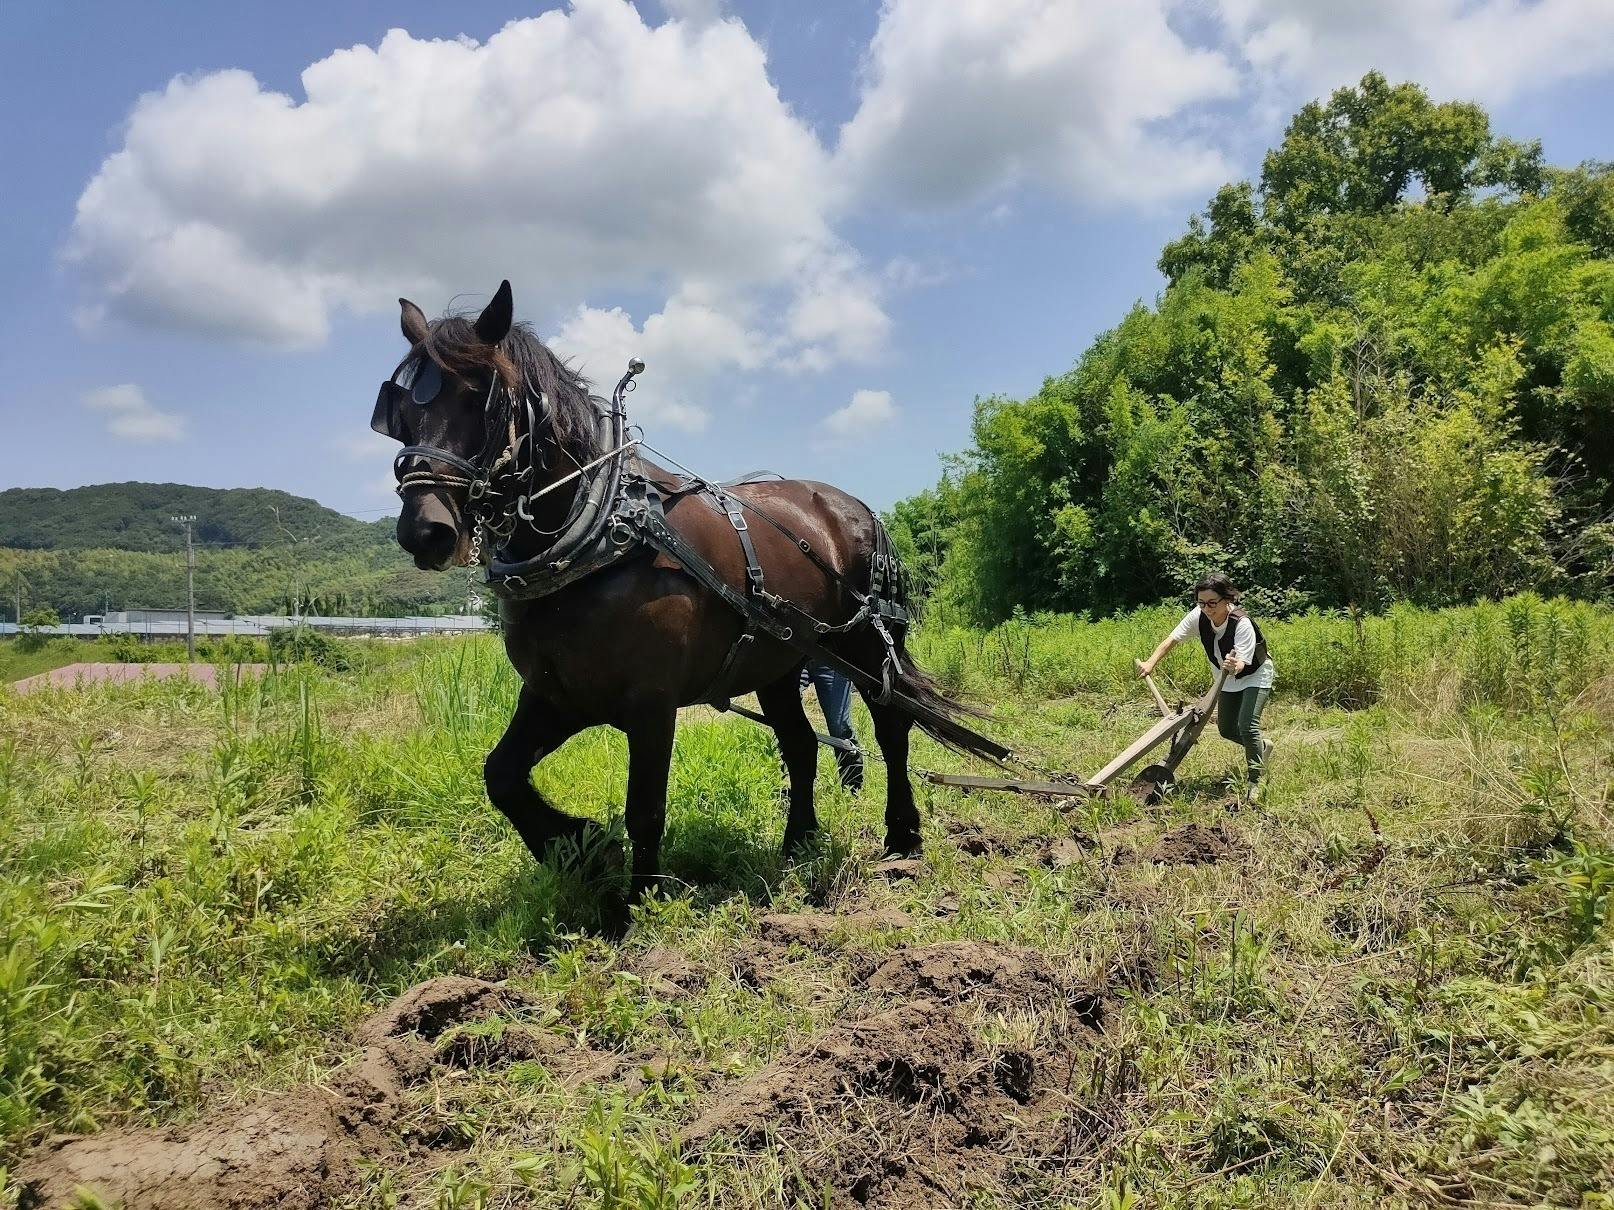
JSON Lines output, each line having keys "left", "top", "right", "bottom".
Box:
{"left": 3, "top": 0, "right": 1613, "bottom": 523}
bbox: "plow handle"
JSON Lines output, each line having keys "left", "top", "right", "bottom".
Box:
{"left": 1135, "top": 660, "right": 1172, "bottom": 718}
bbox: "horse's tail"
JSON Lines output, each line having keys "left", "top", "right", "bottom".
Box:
{"left": 890, "top": 652, "right": 1011, "bottom": 765}
{"left": 872, "top": 517, "right": 1012, "bottom": 766}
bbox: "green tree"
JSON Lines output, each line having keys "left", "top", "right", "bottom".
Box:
{"left": 1260, "top": 71, "right": 1542, "bottom": 226}
{"left": 894, "top": 74, "right": 1605, "bottom": 623}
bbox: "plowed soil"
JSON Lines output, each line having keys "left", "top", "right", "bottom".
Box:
{"left": 16, "top": 977, "right": 538, "bottom": 1210}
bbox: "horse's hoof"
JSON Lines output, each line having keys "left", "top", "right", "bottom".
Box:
{"left": 599, "top": 892, "right": 632, "bottom": 940}
{"left": 882, "top": 833, "right": 923, "bottom": 860}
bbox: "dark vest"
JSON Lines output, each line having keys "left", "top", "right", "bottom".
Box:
{"left": 1198, "top": 606, "right": 1267, "bottom": 680}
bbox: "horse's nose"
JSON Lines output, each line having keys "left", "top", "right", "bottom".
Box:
{"left": 397, "top": 513, "right": 459, "bottom": 571}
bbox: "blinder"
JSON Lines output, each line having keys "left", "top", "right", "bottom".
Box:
{"left": 370, "top": 357, "right": 446, "bottom": 439}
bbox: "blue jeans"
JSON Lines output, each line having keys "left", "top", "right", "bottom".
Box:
{"left": 801, "top": 661, "right": 864, "bottom": 790}
{"left": 802, "top": 662, "right": 855, "bottom": 741}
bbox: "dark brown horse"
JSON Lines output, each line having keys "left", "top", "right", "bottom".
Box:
{"left": 375, "top": 281, "right": 999, "bottom": 902}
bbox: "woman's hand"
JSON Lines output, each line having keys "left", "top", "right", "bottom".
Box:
{"left": 1221, "top": 652, "right": 1245, "bottom": 674}
{"left": 1136, "top": 658, "right": 1155, "bottom": 677}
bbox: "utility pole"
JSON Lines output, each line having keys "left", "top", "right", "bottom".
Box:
{"left": 171, "top": 515, "right": 197, "bottom": 660}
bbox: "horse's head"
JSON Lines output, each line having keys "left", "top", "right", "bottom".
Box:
{"left": 373, "top": 281, "right": 515, "bottom": 570}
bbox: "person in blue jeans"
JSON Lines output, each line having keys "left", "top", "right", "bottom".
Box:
{"left": 801, "top": 660, "right": 865, "bottom": 792}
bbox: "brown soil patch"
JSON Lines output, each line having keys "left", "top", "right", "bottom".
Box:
{"left": 758, "top": 909, "right": 911, "bottom": 948}
{"left": 15, "top": 977, "right": 533, "bottom": 1210}
{"left": 11, "top": 663, "right": 268, "bottom": 694}
{"left": 628, "top": 944, "right": 708, "bottom": 999}
{"left": 1131, "top": 822, "right": 1240, "bottom": 866}
{"left": 946, "top": 821, "right": 1093, "bottom": 870}
{"left": 862, "top": 940, "right": 1104, "bottom": 1025}
{"left": 685, "top": 978, "right": 1103, "bottom": 1209}
{"left": 945, "top": 821, "right": 1020, "bottom": 857}
{"left": 685, "top": 941, "right": 1109, "bottom": 1207}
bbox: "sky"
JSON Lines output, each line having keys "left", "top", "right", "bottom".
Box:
{"left": 2, "top": 0, "right": 1614, "bottom": 525}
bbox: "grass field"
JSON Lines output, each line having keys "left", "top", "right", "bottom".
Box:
{"left": 1, "top": 595, "right": 1610, "bottom": 1209}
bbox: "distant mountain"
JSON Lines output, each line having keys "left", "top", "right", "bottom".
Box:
{"left": 0, "top": 483, "right": 466, "bottom": 619}
{"left": 0, "top": 483, "right": 385, "bottom": 553}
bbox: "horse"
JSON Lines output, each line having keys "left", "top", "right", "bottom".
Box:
{"left": 373, "top": 280, "right": 1002, "bottom": 904}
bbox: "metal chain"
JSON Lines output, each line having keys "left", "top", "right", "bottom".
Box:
{"left": 465, "top": 526, "right": 485, "bottom": 614}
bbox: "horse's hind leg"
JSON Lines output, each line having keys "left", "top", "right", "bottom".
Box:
{"left": 863, "top": 698, "right": 921, "bottom": 857}
{"left": 757, "top": 671, "right": 820, "bottom": 856}
{"left": 484, "top": 688, "right": 591, "bottom": 859}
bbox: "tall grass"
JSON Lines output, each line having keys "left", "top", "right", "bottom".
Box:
{"left": 0, "top": 598, "right": 1609, "bottom": 1208}
{"left": 910, "top": 593, "right": 1614, "bottom": 714}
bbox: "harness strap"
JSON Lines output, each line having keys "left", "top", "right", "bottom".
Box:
{"left": 696, "top": 488, "right": 768, "bottom": 709}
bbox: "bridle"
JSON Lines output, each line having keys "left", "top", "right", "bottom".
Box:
{"left": 371, "top": 350, "right": 640, "bottom": 566}
{"left": 373, "top": 359, "right": 509, "bottom": 497}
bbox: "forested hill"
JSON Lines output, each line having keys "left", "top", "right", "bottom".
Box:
{"left": 0, "top": 483, "right": 386, "bottom": 553}
{"left": 0, "top": 484, "right": 462, "bottom": 618}
{"left": 888, "top": 73, "right": 1614, "bottom": 623}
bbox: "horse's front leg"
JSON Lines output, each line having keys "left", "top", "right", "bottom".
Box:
{"left": 757, "top": 671, "right": 820, "bottom": 855}
{"left": 483, "top": 687, "right": 588, "bottom": 859}
{"left": 624, "top": 706, "right": 678, "bottom": 902}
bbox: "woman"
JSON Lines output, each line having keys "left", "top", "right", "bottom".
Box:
{"left": 1138, "top": 573, "right": 1275, "bottom": 799}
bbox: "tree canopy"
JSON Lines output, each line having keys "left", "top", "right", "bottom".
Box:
{"left": 890, "top": 74, "right": 1614, "bottom": 622}
{"left": 0, "top": 484, "right": 463, "bottom": 619}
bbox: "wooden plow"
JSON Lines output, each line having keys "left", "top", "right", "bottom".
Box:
{"left": 921, "top": 663, "right": 1229, "bottom": 802}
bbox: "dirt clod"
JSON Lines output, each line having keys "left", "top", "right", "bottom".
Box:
{"left": 1134, "top": 822, "right": 1239, "bottom": 866}
{"left": 15, "top": 976, "right": 531, "bottom": 1210}
{"left": 358, "top": 975, "right": 535, "bottom": 1045}
{"left": 630, "top": 944, "right": 708, "bottom": 999}
{"left": 863, "top": 940, "right": 1063, "bottom": 1009}
{"left": 758, "top": 909, "right": 911, "bottom": 948}
{"left": 685, "top": 995, "right": 1095, "bottom": 1209}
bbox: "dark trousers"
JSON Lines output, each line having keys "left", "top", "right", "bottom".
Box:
{"left": 1217, "top": 686, "right": 1272, "bottom": 781}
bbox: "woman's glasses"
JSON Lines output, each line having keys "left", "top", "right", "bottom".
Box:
{"left": 1196, "top": 596, "right": 1225, "bottom": 608}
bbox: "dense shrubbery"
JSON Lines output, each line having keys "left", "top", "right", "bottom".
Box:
{"left": 268, "top": 625, "right": 350, "bottom": 671}
{"left": 891, "top": 74, "right": 1614, "bottom": 622}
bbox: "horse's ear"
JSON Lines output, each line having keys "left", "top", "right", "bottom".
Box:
{"left": 399, "top": 298, "right": 429, "bottom": 346}
{"left": 474, "top": 280, "right": 513, "bottom": 345}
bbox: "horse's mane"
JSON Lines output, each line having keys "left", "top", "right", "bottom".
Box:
{"left": 398, "top": 314, "right": 605, "bottom": 463}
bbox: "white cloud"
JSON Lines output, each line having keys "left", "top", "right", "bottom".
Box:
{"left": 82, "top": 384, "right": 186, "bottom": 442}
{"left": 337, "top": 430, "right": 396, "bottom": 462}
{"left": 836, "top": 0, "right": 1240, "bottom": 211}
{"left": 881, "top": 255, "right": 951, "bottom": 291}
{"left": 548, "top": 292, "right": 750, "bottom": 432}
{"left": 1214, "top": 0, "right": 1614, "bottom": 107}
{"left": 548, "top": 260, "right": 895, "bottom": 428}
{"left": 657, "top": 0, "right": 727, "bottom": 29}
{"left": 68, "top": 0, "right": 883, "bottom": 372}
{"left": 819, "top": 388, "right": 896, "bottom": 441}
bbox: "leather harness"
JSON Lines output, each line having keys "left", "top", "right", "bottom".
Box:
{"left": 380, "top": 357, "right": 935, "bottom": 724}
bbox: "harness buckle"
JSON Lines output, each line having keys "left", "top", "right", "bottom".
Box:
{"left": 726, "top": 507, "right": 748, "bottom": 533}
